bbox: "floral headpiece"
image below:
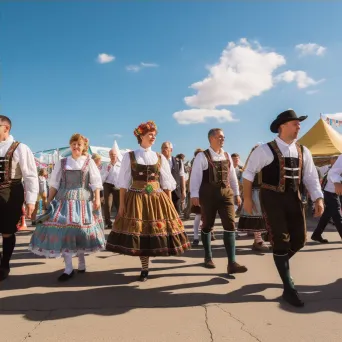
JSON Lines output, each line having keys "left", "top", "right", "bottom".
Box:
{"left": 133, "top": 121, "right": 158, "bottom": 137}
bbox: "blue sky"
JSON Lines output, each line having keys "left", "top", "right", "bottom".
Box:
{"left": 1, "top": 2, "right": 342, "bottom": 161}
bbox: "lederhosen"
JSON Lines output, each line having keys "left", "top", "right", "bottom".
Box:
{"left": 0, "top": 141, "right": 25, "bottom": 234}
{"left": 199, "top": 149, "right": 235, "bottom": 233}
{"left": 259, "top": 140, "right": 305, "bottom": 253}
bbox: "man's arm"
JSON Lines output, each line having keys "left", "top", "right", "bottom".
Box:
{"left": 302, "top": 147, "right": 324, "bottom": 201}
{"left": 190, "top": 153, "right": 206, "bottom": 206}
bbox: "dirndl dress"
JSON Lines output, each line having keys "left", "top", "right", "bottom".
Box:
{"left": 29, "top": 157, "right": 106, "bottom": 257}
{"left": 106, "top": 151, "right": 191, "bottom": 256}
{"left": 238, "top": 172, "right": 266, "bottom": 233}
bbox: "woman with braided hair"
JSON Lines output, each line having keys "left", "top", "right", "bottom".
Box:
{"left": 238, "top": 144, "right": 270, "bottom": 251}
{"left": 106, "top": 120, "right": 190, "bottom": 281}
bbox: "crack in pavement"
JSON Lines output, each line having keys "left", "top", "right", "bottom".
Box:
{"left": 202, "top": 305, "right": 214, "bottom": 342}
{"left": 22, "top": 310, "right": 52, "bottom": 341}
{"left": 215, "top": 304, "right": 262, "bottom": 342}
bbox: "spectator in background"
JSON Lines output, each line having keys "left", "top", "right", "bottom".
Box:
{"left": 31, "top": 168, "right": 48, "bottom": 225}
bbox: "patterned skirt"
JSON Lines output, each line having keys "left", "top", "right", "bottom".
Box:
{"left": 238, "top": 188, "right": 266, "bottom": 232}
{"left": 106, "top": 185, "right": 191, "bottom": 256}
{"left": 29, "top": 196, "right": 106, "bottom": 258}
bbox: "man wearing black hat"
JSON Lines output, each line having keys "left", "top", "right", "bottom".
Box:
{"left": 243, "top": 109, "right": 324, "bottom": 307}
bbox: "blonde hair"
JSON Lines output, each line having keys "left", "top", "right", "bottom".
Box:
{"left": 69, "top": 133, "right": 89, "bottom": 156}
{"left": 38, "top": 168, "right": 47, "bottom": 176}
{"left": 92, "top": 153, "right": 101, "bottom": 161}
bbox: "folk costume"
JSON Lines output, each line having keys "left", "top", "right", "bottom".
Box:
{"left": 29, "top": 155, "right": 106, "bottom": 280}
{"left": 106, "top": 121, "right": 190, "bottom": 281}
{"left": 190, "top": 146, "right": 247, "bottom": 274}
{"left": 167, "top": 156, "right": 185, "bottom": 215}
{"left": 0, "top": 134, "right": 39, "bottom": 281}
{"left": 238, "top": 146, "right": 269, "bottom": 251}
{"left": 101, "top": 160, "right": 121, "bottom": 228}
{"left": 312, "top": 156, "right": 342, "bottom": 243}
{"left": 243, "top": 110, "right": 323, "bottom": 307}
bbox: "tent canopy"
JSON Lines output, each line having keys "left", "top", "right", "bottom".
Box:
{"left": 34, "top": 142, "right": 130, "bottom": 165}
{"left": 298, "top": 118, "right": 342, "bottom": 157}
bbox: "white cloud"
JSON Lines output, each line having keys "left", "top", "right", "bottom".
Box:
{"left": 295, "top": 43, "right": 326, "bottom": 56}
{"left": 107, "top": 133, "right": 122, "bottom": 138}
{"left": 97, "top": 53, "right": 115, "bottom": 64}
{"left": 126, "top": 65, "right": 141, "bottom": 72}
{"left": 126, "top": 62, "right": 159, "bottom": 72}
{"left": 274, "top": 70, "right": 325, "bottom": 89}
{"left": 306, "top": 89, "right": 319, "bottom": 95}
{"left": 183, "top": 39, "right": 286, "bottom": 110}
{"left": 140, "top": 62, "right": 159, "bottom": 68}
{"left": 173, "top": 109, "right": 237, "bottom": 125}
{"left": 173, "top": 38, "right": 326, "bottom": 125}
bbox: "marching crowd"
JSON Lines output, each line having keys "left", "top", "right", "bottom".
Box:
{"left": 1, "top": 109, "right": 342, "bottom": 309}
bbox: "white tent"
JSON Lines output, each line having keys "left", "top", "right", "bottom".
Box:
{"left": 34, "top": 141, "right": 130, "bottom": 166}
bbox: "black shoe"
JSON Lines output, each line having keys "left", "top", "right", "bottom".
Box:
{"left": 192, "top": 239, "right": 199, "bottom": 246}
{"left": 58, "top": 270, "right": 75, "bottom": 282}
{"left": 77, "top": 269, "right": 86, "bottom": 274}
{"left": 311, "top": 235, "right": 329, "bottom": 244}
{"left": 282, "top": 289, "right": 304, "bottom": 307}
{"left": 138, "top": 270, "right": 149, "bottom": 282}
{"left": 0, "top": 267, "right": 10, "bottom": 281}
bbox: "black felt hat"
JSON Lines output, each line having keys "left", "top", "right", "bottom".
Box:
{"left": 270, "top": 109, "right": 308, "bottom": 133}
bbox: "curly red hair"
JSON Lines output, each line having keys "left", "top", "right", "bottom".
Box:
{"left": 133, "top": 121, "right": 158, "bottom": 144}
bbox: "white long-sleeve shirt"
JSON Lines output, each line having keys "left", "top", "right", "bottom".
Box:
{"left": 328, "top": 155, "right": 342, "bottom": 193}
{"left": 118, "top": 146, "right": 176, "bottom": 191}
{"left": 49, "top": 156, "right": 103, "bottom": 191}
{"left": 0, "top": 135, "right": 39, "bottom": 204}
{"left": 190, "top": 147, "right": 240, "bottom": 198}
{"left": 243, "top": 136, "right": 323, "bottom": 201}
{"left": 101, "top": 162, "right": 121, "bottom": 186}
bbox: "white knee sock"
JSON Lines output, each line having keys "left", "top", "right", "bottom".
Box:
{"left": 193, "top": 214, "right": 201, "bottom": 240}
{"left": 254, "top": 232, "right": 263, "bottom": 243}
{"left": 63, "top": 252, "right": 73, "bottom": 275}
{"left": 78, "top": 252, "right": 86, "bottom": 271}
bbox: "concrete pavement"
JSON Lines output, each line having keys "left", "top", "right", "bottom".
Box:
{"left": 1, "top": 216, "right": 342, "bottom": 342}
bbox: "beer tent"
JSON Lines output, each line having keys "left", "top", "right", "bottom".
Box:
{"left": 298, "top": 118, "right": 342, "bottom": 165}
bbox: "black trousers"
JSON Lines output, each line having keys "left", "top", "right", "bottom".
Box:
{"left": 313, "top": 190, "right": 342, "bottom": 238}
{"left": 172, "top": 191, "right": 181, "bottom": 215}
{"left": 0, "top": 183, "right": 24, "bottom": 234}
{"left": 103, "top": 183, "right": 120, "bottom": 226}
{"left": 260, "top": 188, "right": 306, "bottom": 253}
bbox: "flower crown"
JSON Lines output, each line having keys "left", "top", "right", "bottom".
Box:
{"left": 133, "top": 121, "right": 158, "bottom": 137}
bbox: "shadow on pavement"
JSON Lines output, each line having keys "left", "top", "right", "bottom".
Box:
{"left": 1, "top": 275, "right": 342, "bottom": 321}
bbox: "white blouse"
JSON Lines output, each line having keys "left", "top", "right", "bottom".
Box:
{"left": 118, "top": 146, "right": 176, "bottom": 191}
{"left": 49, "top": 156, "right": 103, "bottom": 191}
